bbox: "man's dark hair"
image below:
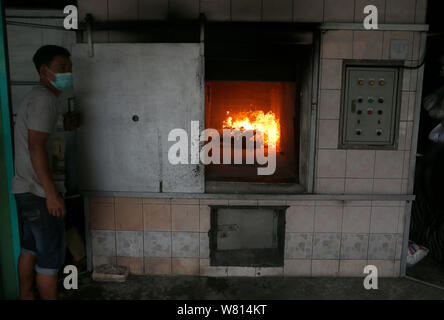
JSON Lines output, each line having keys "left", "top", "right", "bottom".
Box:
{"left": 32, "top": 45, "right": 71, "bottom": 74}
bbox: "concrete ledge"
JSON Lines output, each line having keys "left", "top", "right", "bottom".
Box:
{"left": 82, "top": 190, "right": 415, "bottom": 202}
{"left": 320, "top": 23, "right": 429, "bottom": 31}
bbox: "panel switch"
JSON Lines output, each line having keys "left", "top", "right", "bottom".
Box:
{"left": 339, "top": 62, "right": 402, "bottom": 149}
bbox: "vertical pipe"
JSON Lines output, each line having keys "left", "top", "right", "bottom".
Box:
{"left": 401, "top": 31, "right": 428, "bottom": 276}
{"left": 307, "top": 31, "right": 322, "bottom": 193}
{"left": 0, "top": 0, "right": 20, "bottom": 298}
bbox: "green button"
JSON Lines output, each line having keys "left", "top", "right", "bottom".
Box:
{"left": 368, "top": 97, "right": 375, "bottom": 103}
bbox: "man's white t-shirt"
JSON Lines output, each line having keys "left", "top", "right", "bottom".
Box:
{"left": 11, "top": 84, "right": 58, "bottom": 198}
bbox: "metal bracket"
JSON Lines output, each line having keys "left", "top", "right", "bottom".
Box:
{"left": 199, "top": 13, "right": 205, "bottom": 57}
{"left": 85, "top": 14, "right": 94, "bottom": 57}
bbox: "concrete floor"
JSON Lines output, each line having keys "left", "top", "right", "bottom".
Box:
{"left": 58, "top": 273, "right": 444, "bottom": 300}
{"left": 407, "top": 255, "right": 444, "bottom": 288}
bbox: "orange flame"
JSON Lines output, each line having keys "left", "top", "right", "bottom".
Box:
{"left": 223, "top": 109, "right": 281, "bottom": 151}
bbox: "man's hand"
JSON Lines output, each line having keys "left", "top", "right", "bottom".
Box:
{"left": 46, "top": 192, "right": 66, "bottom": 218}
{"left": 28, "top": 129, "right": 67, "bottom": 218}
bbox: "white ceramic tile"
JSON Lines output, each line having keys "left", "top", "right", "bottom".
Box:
{"left": 285, "top": 233, "right": 313, "bottom": 259}
{"left": 402, "top": 69, "right": 411, "bottom": 91}
{"left": 371, "top": 200, "right": 401, "bottom": 207}
{"left": 315, "top": 178, "right": 345, "bottom": 194}
{"left": 116, "top": 231, "right": 143, "bottom": 258}
{"left": 311, "top": 260, "right": 339, "bottom": 276}
{"left": 397, "top": 207, "right": 406, "bottom": 233}
{"left": 284, "top": 259, "right": 312, "bottom": 276}
{"left": 293, "top": 0, "right": 324, "bottom": 22}
{"left": 322, "top": 30, "right": 353, "bottom": 59}
{"left": 346, "top": 150, "right": 375, "bottom": 178}
{"left": 340, "top": 233, "right": 369, "bottom": 259}
{"left": 231, "top": 0, "right": 262, "bottom": 21}
{"left": 318, "top": 120, "right": 340, "bottom": 149}
{"left": 385, "top": 0, "right": 416, "bottom": 23}
{"left": 339, "top": 260, "right": 367, "bottom": 277}
{"left": 402, "top": 151, "right": 410, "bottom": 179}
{"left": 342, "top": 206, "right": 371, "bottom": 233}
{"left": 199, "top": 232, "right": 209, "bottom": 258}
{"left": 108, "top": 0, "right": 138, "bottom": 20}
{"left": 319, "top": 90, "right": 341, "bottom": 120}
{"left": 373, "top": 179, "right": 402, "bottom": 195}
{"left": 409, "top": 69, "right": 418, "bottom": 92}
{"left": 412, "top": 32, "right": 421, "bottom": 61}
{"left": 400, "top": 91, "right": 409, "bottom": 121}
{"left": 368, "top": 234, "right": 397, "bottom": 260}
{"left": 324, "top": 0, "right": 355, "bottom": 22}
{"left": 397, "top": 121, "right": 407, "bottom": 150}
{"left": 415, "top": 0, "right": 428, "bottom": 23}
{"left": 345, "top": 179, "right": 373, "bottom": 194}
{"left": 353, "top": 31, "right": 383, "bottom": 59}
{"left": 314, "top": 206, "right": 343, "bottom": 232}
{"left": 171, "top": 232, "right": 199, "bottom": 258}
{"left": 199, "top": 205, "right": 211, "bottom": 233}
{"left": 262, "top": 0, "right": 293, "bottom": 21}
{"left": 374, "top": 151, "right": 404, "bottom": 179}
{"left": 91, "top": 230, "right": 116, "bottom": 257}
{"left": 344, "top": 200, "right": 372, "bottom": 207}
{"left": 382, "top": 31, "right": 413, "bottom": 60}
{"left": 286, "top": 206, "right": 315, "bottom": 232}
{"left": 144, "top": 231, "right": 171, "bottom": 258}
{"left": 408, "top": 92, "right": 416, "bottom": 121}
{"left": 316, "top": 149, "right": 347, "bottom": 178}
{"left": 312, "top": 233, "right": 341, "bottom": 259}
{"left": 367, "top": 259, "right": 396, "bottom": 277}
{"left": 320, "top": 59, "right": 343, "bottom": 90}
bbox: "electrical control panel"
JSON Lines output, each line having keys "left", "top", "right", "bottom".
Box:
{"left": 339, "top": 61, "right": 403, "bottom": 149}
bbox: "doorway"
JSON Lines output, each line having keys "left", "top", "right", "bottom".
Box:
{"left": 405, "top": 0, "right": 444, "bottom": 289}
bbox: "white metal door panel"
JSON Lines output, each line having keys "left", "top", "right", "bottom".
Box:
{"left": 72, "top": 43, "right": 203, "bottom": 193}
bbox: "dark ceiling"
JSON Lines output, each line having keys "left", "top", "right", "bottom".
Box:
{"left": 5, "top": 0, "right": 76, "bottom": 9}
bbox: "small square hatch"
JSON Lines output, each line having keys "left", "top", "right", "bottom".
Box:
{"left": 209, "top": 206, "right": 287, "bottom": 267}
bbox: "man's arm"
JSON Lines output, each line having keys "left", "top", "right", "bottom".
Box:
{"left": 28, "top": 129, "right": 66, "bottom": 217}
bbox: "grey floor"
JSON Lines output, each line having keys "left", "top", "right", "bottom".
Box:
{"left": 407, "top": 255, "right": 444, "bottom": 287}
{"left": 58, "top": 273, "right": 444, "bottom": 300}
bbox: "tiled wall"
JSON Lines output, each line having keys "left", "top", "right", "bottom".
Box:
{"left": 90, "top": 197, "right": 405, "bottom": 277}
{"left": 5, "top": 11, "right": 76, "bottom": 112}
{"left": 315, "top": 30, "right": 422, "bottom": 194}
{"left": 82, "top": 2, "right": 425, "bottom": 277}
{"left": 77, "top": 0, "right": 427, "bottom": 42}
{"left": 77, "top": 0, "right": 427, "bottom": 23}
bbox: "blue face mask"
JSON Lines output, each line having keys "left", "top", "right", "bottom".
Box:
{"left": 48, "top": 68, "right": 73, "bottom": 91}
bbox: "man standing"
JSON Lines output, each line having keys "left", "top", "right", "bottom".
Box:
{"left": 12, "top": 45, "right": 73, "bottom": 300}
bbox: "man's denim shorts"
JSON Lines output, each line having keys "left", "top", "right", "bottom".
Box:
{"left": 15, "top": 192, "right": 66, "bottom": 276}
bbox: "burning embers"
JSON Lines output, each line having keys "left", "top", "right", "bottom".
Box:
{"left": 222, "top": 109, "right": 281, "bottom": 152}
{"left": 167, "top": 120, "right": 277, "bottom": 175}
{"left": 202, "top": 81, "right": 297, "bottom": 181}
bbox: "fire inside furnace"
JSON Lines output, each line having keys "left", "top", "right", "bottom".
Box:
{"left": 222, "top": 109, "right": 281, "bottom": 152}
{"left": 205, "top": 81, "right": 298, "bottom": 182}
